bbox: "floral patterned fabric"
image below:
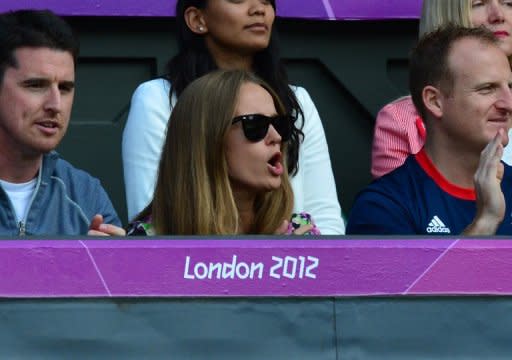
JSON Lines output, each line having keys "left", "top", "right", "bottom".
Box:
{"left": 286, "top": 212, "right": 321, "bottom": 235}
{"left": 126, "top": 217, "right": 155, "bottom": 236}
{"left": 127, "top": 212, "right": 320, "bottom": 236}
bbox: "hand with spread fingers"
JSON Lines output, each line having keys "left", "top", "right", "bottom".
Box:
{"left": 464, "top": 129, "right": 507, "bottom": 235}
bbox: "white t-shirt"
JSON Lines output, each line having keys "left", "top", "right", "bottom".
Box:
{"left": 0, "top": 178, "right": 37, "bottom": 222}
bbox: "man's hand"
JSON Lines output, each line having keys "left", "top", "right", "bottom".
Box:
{"left": 88, "top": 214, "right": 126, "bottom": 236}
{"left": 464, "top": 129, "right": 506, "bottom": 235}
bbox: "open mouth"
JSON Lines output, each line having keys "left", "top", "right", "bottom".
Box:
{"left": 268, "top": 153, "right": 281, "bottom": 167}
{"left": 267, "top": 152, "right": 284, "bottom": 176}
{"left": 37, "top": 121, "right": 58, "bottom": 129}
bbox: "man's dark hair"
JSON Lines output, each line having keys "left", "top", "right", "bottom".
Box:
{"left": 0, "top": 9, "right": 79, "bottom": 84}
{"left": 409, "top": 24, "right": 498, "bottom": 119}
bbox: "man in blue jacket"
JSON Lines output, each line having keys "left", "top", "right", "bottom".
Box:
{"left": 347, "top": 25, "right": 512, "bottom": 235}
{"left": 0, "top": 9, "right": 124, "bottom": 235}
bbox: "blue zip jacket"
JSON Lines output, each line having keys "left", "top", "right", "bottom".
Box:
{"left": 0, "top": 152, "right": 122, "bottom": 236}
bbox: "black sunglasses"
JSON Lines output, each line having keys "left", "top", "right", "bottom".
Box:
{"left": 231, "top": 114, "right": 292, "bottom": 142}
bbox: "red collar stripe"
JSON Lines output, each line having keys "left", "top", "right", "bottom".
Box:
{"left": 415, "top": 149, "right": 476, "bottom": 201}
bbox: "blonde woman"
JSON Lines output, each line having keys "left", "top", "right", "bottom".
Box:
{"left": 128, "top": 70, "right": 319, "bottom": 235}
{"left": 371, "top": 0, "right": 512, "bottom": 178}
{"left": 123, "top": 0, "right": 344, "bottom": 234}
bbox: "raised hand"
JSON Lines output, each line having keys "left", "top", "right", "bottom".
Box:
{"left": 464, "top": 129, "right": 506, "bottom": 235}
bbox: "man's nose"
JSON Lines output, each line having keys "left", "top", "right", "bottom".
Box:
{"left": 43, "top": 85, "right": 61, "bottom": 113}
{"left": 496, "top": 86, "right": 512, "bottom": 113}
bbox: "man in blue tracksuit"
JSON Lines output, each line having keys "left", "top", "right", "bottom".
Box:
{"left": 0, "top": 10, "right": 124, "bottom": 236}
{"left": 348, "top": 25, "right": 512, "bottom": 235}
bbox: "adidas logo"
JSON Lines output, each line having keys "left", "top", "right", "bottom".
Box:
{"left": 426, "top": 216, "right": 451, "bottom": 234}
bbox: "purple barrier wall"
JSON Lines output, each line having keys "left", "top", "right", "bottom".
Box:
{"left": 0, "top": 0, "right": 422, "bottom": 20}
{"left": 1, "top": 238, "right": 511, "bottom": 297}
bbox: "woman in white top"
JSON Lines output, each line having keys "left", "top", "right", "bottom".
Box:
{"left": 122, "top": 0, "right": 345, "bottom": 234}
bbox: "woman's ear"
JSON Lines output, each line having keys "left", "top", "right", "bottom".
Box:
{"left": 184, "top": 6, "right": 207, "bottom": 35}
{"left": 422, "top": 85, "right": 444, "bottom": 118}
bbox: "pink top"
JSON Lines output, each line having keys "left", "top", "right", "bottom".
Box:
{"left": 371, "top": 96, "right": 425, "bottom": 178}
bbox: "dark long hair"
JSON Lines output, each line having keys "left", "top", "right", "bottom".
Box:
{"left": 165, "top": 0, "right": 304, "bottom": 175}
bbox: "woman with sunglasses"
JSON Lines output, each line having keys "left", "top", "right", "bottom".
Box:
{"left": 122, "top": 0, "right": 344, "bottom": 234}
{"left": 372, "top": 0, "right": 512, "bottom": 179}
{"left": 128, "top": 70, "right": 319, "bottom": 235}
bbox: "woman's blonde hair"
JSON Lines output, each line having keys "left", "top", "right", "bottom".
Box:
{"left": 420, "top": 0, "right": 472, "bottom": 36}
{"left": 140, "top": 69, "right": 293, "bottom": 235}
{"left": 419, "top": 0, "right": 512, "bottom": 64}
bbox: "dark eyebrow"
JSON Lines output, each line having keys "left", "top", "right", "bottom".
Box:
{"left": 59, "top": 80, "right": 75, "bottom": 88}
{"left": 20, "top": 78, "right": 50, "bottom": 85}
{"left": 20, "top": 78, "right": 75, "bottom": 89}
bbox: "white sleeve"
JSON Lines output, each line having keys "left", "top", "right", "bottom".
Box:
{"left": 122, "top": 79, "right": 172, "bottom": 221}
{"left": 291, "top": 86, "right": 345, "bottom": 234}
